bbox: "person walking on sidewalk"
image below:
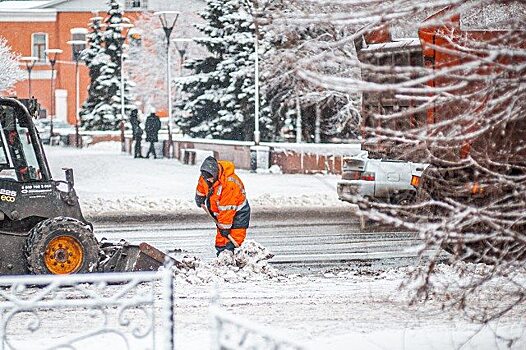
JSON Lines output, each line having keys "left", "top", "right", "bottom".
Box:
{"left": 133, "top": 124, "right": 143, "bottom": 158}
{"left": 195, "top": 156, "right": 251, "bottom": 256}
{"left": 130, "top": 110, "right": 143, "bottom": 158}
{"left": 145, "top": 112, "right": 161, "bottom": 159}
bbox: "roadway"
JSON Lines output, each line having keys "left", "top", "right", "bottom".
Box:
{"left": 92, "top": 207, "right": 426, "bottom": 273}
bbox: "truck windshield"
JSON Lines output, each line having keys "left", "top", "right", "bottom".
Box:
{"left": 0, "top": 105, "right": 42, "bottom": 181}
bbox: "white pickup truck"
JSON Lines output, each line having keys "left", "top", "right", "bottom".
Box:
{"left": 337, "top": 152, "right": 429, "bottom": 205}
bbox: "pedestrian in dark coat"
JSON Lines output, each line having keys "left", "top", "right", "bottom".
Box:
{"left": 130, "top": 110, "right": 143, "bottom": 158}
{"left": 134, "top": 125, "right": 143, "bottom": 158}
{"left": 145, "top": 112, "right": 161, "bottom": 159}
{"left": 130, "top": 109, "right": 139, "bottom": 138}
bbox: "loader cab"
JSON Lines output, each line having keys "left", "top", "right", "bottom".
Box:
{"left": 0, "top": 98, "right": 51, "bottom": 183}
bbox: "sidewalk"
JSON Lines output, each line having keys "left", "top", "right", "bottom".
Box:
{"left": 45, "top": 142, "right": 349, "bottom": 220}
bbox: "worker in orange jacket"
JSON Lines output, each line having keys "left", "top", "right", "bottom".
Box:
{"left": 195, "top": 156, "right": 251, "bottom": 255}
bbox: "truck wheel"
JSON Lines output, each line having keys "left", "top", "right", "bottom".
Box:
{"left": 25, "top": 217, "right": 99, "bottom": 275}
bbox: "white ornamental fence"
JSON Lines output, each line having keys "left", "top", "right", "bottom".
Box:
{"left": 0, "top": 270, "right": 308, "bottom": 350}
{"left": 0, "top": 269, "right": 174, "bottom": 350}
{"left": 209, "top": 295, "right": 309, "bottom": 350}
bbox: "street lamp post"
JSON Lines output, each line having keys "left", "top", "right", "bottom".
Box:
{"left": 154, "top": 11, "right": 180, "bottom": 158}
{"left": 45, "top": 48, "right": 63, "bottom": 143}
{"left": 67, "top": 33, "right": 87, "bottom": 148}
{"left": 243, "top": 0, "right": 261, "bottom": 145}
{"left": 253, "top": 32, "right": 260, "bottom": 145}
{"left": 110, "top": 22, "right": 134, "bottom": 153}
{"left": 19, "top": 56, "right": 39, "bottom": 98}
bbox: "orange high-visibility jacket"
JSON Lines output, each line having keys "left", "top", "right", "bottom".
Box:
{"left": 195, "top": 160, "right": 250, "bottom": 247}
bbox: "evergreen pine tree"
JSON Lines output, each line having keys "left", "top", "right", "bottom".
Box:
{"left": 176, "top": 0, "right": 270, "bottom": 140}
{"left": 80, "top": 0, "right": 136, "bottom": 130}
{"left": 79, "top": 16, "right": 107, "bottom": 128}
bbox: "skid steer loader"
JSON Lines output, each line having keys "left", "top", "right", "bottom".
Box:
{"left": 0, "top": 97, "right": 170, "bottom": 275}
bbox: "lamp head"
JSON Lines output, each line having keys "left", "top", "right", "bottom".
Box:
{"left": 19, "top": 56, "right": 39, "bottom": 67}
{"left": 45, "top": 48, "right": 63, "bottom": 64}
{"left": 153, "top": 11, "right": 180, "bottom": 30}
{"left": 45, "top": 48, "right": 63, "bottom": 55}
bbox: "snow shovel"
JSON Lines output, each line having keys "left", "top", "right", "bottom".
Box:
{"left": 201, "top": 205, "right": 240, "bottom": 248}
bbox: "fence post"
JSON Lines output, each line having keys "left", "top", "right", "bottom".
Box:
{"left": 209, "top": 285, "right": 221, "bottom": 350}
{"left": 163, "top": 258, "right": 175, "bottom": 350}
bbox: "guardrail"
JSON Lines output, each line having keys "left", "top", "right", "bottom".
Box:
{"left": 0, "top": 268, "right": 174, "bottom": 350}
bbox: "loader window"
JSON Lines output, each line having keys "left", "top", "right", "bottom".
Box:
{"left": 0, "top": 105, "right": 42, "bottom": 181}
{"left": 0, "top": 128, "right": 8, "bottom": 166}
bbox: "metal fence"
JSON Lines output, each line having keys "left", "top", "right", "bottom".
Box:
{"left": 0, "top": 270, "right": 309, "bottom": 350}
{"left": 0, "top": 268, "right": 174, "bottom": 350}
{"left": 209, "top": 295, "right": 309, "bottom": 350}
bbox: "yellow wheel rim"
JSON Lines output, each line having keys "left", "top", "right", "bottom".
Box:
{"left": 44, "top": 235, "right": 84, "bottom": 274}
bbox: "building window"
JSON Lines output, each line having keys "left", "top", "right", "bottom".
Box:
{"left": 71, "top": 32, "right": 86, "bottom": 42}
{"left": 32, "top": 33, "right": 47, "bottom": 62}
{"left": 70, "top": 29, "right": 87, "bottom": 60}
{"left": 125, "top": 0, "right": 147, "bottom": 9}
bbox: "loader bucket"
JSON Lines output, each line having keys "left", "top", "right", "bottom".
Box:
{"left": 98, "top": 240, "right": 176, "bottom": 272}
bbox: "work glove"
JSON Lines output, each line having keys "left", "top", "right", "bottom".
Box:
{"left": 195, "top": 195, "right": 206, "bottom": 208}
{"left": 219, "top": 228, "right": 231, "bottom": 238}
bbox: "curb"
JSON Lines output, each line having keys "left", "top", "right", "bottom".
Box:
{"left": 87, "top": 205, "right": 356, "bottom": 224}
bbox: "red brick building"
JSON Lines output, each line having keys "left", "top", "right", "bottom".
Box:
{"left": 0, "top": 0, "right": 150, "bottom": 124}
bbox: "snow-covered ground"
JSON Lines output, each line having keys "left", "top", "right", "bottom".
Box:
{"left": 45, "top": 142, "right": 346, "bottom": 219}
{"left": 16, "top": 143, "right": 525, "bottom": 349}
{"left": 6, "top": 240, "right": 526, "bottom": 349}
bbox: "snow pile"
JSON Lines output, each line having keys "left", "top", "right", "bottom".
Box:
{"left": 267, "top": 142, "right": 362, "bottom": 156}
{"left": 255, "top": 164, "right": 282, "bottom": 174}
{"left": 249, "top": 193, "right": 344, "bottom": 208}
{"left": 82, "top": 196, "right": 197, "bottom": 216}
{"left": 81, "top": 193, "right": 347, "bottom": 218}
{"left": 82, "top": 193, "right": 347, "bottom": 218}
{"left": 171, "top": 240, "right": 286, "bottom": 284}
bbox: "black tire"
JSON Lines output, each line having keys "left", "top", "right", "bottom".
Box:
{"left": 25, "top": 217, "right": 99, "bottom": 275}
{"left": 390, "top": 191, "right": 416, "bottom": 205}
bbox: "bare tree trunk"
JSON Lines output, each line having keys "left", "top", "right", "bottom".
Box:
{"left": 314, "top": 103, "right": 321, "bottom": 143}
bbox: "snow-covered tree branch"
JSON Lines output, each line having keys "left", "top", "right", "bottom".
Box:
{"left": 262, "top": 0, "right": 362, "bottom": 141}
{"left": 0, "top": 37, "right": 24, "bottom": 93}
{"left": 127, "top": 11, "right": 206, "bottom": 118}
{"left": 272, "top": 0, "right": 526, "bottom": 324}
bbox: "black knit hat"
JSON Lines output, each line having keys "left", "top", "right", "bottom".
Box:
{"left": 200, "top": 156, "right": 219, "bottom": 181}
